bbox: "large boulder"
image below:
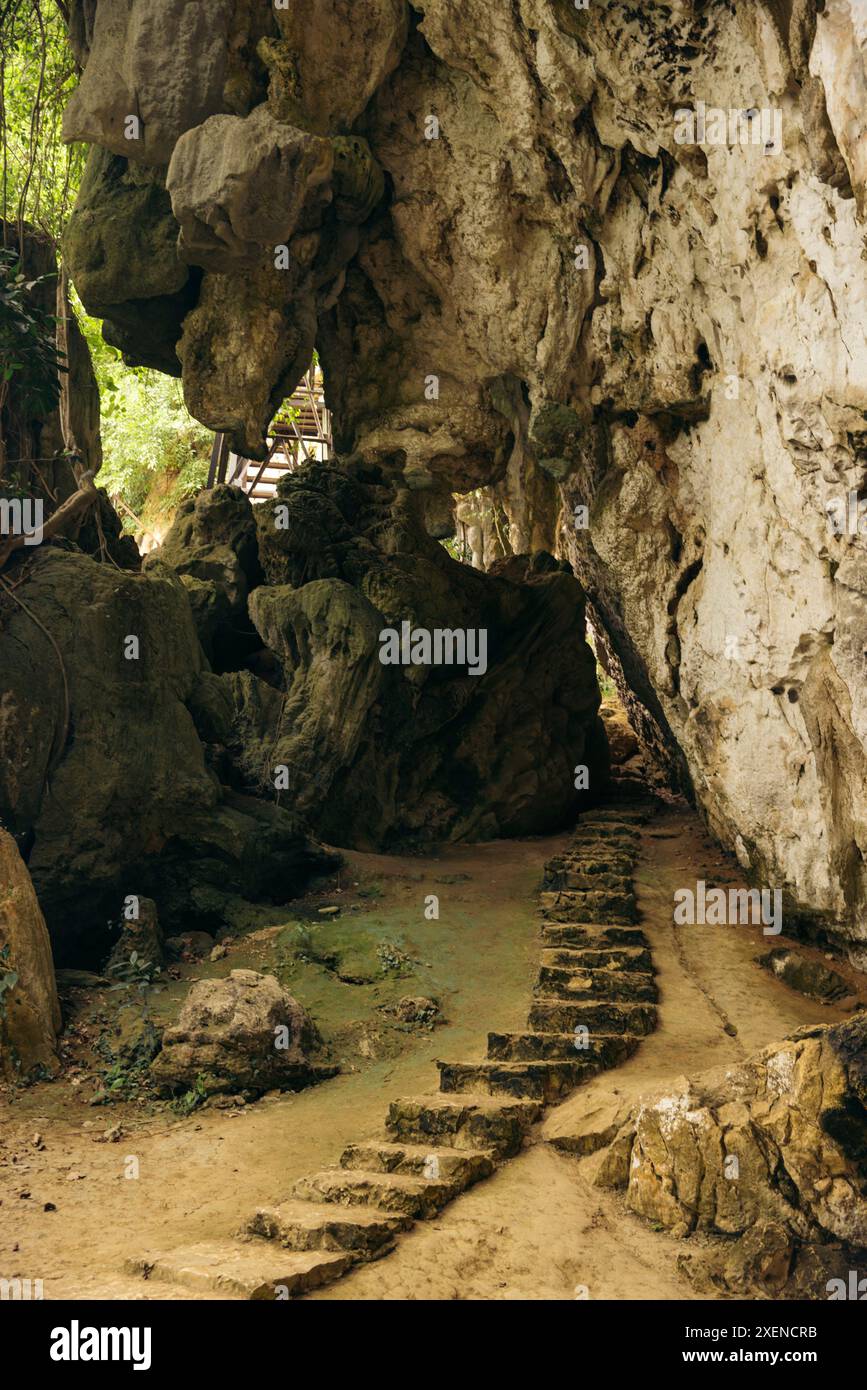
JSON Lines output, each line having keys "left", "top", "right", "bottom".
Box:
{"left": 0, "top": 547, "right": 336, "bottom": 963}
{"left": 151, "top": 968, "right": 335, "bottom": 1097}
{"left": 597, "top": 1015, "right": 867, "bottom": 1298}
{"left": 174, "top": 459, "right": 608, "bottom": 849}
{"left": 63, "top": 146, "right": 197, "bottom": 375}
{"left": 0, "top": 831, "right": 61, "bottom": 1080}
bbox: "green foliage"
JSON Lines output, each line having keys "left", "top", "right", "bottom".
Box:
{"left": 107, "top": 950, "right": 161, "bottom": 993}
{"left": 73, "top": 291, "right": 212, "bottom": 524}
{"left": 0, "top": 1, "right": 85, "bottom": 241}
{"left": 0, "top": 246, "right": 64, "bottom": 416}
{"left": 171, "top": 1073, "right": 210, "bottom": 1116}
{"left": 272, "top": 400, "right": 300, "bottom": 429}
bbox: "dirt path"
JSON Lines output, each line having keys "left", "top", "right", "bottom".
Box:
{"left": 0, "top": 835, "right": 558, "bottom": 1299}
{"left": 309, "top": 803, "right": 863, "bottom": 1302}
{"left": 2, "top": 806, "right": 860, "bottom": 1300}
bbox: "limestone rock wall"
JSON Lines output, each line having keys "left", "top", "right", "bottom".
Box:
{"left": 596, "top": 1015, "right": 867, "bottom": 1298}
{"left": 0, "top": 830, "right": 61, "bottom": 1080}
{"left": 0, "top": 548, "right": 335, "bottom": 962}
{"left": 61, "top": 1, "right": 867, "bottom": 958}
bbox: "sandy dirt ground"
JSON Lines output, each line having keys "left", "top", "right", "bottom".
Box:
{"left": 309, "top": 805, "right": 861, "bottom": 1301}
{"left": 1, "top": 806, "right": 861, "bottom": 1301}
{"left": 0, "top": 835, "right": 555, "bottom": 1298}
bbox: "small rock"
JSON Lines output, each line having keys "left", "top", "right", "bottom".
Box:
{"left": 31, "top": 1133, "right": 44, "bottom": 1150}
{"left": 759, "top": 948, "right": 849, "bottom": 1003}
{"left": 390, "top": 996, "right": 441, "bottom": 1025}
{"left": 318, "top": 905, "right": 340, "bottom": 917}
{"left": 43, "top": 1202, "right": 56, "bottom": 1212}
{"left": 210, "top": 943, "right": 228, "bottom": 961}
{"left": 208, "top": 1094, "right": 246, "bottom": 1110}
{"left": 164, "top": 931, "right": 215, "bottom": 961}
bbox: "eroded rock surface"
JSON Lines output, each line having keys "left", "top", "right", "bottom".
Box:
{"left": 61, "top": 1, "right": 867, "bottom": 956}
{"left": 150, "top": 967, "right": 334, "bottom": 1097}
{"left": 0, "top": 548, "right": 334, "bottom": 962}
{"left": 596, "top": 1015, "right": 867, "bottom": 1297}
{"left": 0, "top": 830, "right": 61, "bottom": 1080}
{"left": 173, "top": 461, "right": 608, "bottom": 848}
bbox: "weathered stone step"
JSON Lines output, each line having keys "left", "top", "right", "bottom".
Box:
{"left": 126, "top": 1240, "right": 351, "bottom": 1299}
{"left": 529, "top": 999, "right": 657, "bottom": 1035}
{"left": 563, "top": 844, "right": 639, "bottom": 864}
{"left": 535, "top": 965, "right": 658, "bottom": 1002}
{"left": 547, "top": 845, "right": 636, "bottom": 867}
{"left": 539, "top": 889, "right": 637, "bottom": 923}
{"left": 541, "top": 922, "right": 649, "bottom": 948}
{"left": 437, "top": 1058, "right": 593, "bottom": 1103}
{"left": 562, "top": 842, "right": 638, "bottom": 860}
{"left": 339, "top": 1140, "right": 496, "bottom": 1186}
{"left": 292, "top": 1168, "right": 458, "bottom": 1219}
{"left": 544, "top": 870, "right": 633, "bottom": 893}
{"left": 572, "top": 817, "right": 643, "bottom": 836}
{"left": 580, "top": 807, "right": 651, "bottom": 825}
{"left": 540, "top": 944, "right": 653, "bottom": 972}
{"left": 387, "top": 1093, "right": 543, "bottom": 1158}
{"left": 245, "top": 1200, "right": 410, "bottom": 1259}
{"left": 488, "top": 1030, "right": 641, "bottom": 1065}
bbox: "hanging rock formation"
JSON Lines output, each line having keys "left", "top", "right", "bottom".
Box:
{"left": 60, "top": 0, "right": 867, "bottom": 961}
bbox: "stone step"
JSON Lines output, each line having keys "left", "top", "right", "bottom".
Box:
{"left": 487, "top": 1029, "right": 641, "bottom": 1065}
{"left": 573, "top": 815, "right": 643, "bottom": 832}
{"left": 547, "top": 844, "right": 637, "bottom": 865}
{"left": 540, "top": 944, "right": 653, "bottom": 972}
{"left": 126, "top": 1240, "right": 352, "bottom": 1300}
{"left": 386, "top": 1093, "right": 543, "bottom": 1158}
{"left": 339, "top": 1141, "right": 495, "bottom": 1186}
{"left": 437, "top": 1058, "right": 593, "bottom": 1103}
{"left": 543, "top": 864, "right": 635, "bottom": 890}
{"left": 534, "top": 965, "right": 658, "bottom": 1002}
{"left": 245, "top": 1200, "right": 410, "bottom": 1259}
{"left": 580, "top": 807, "right": 651, "bottom": 825}
{"left": 538, "top": 889, "right": 637, "bottom": 923}
{"left": 292, "top": 1168, "right": 459, "bottom": 1220}
{"left": 563, "top": 845, "right": 639, "bottom": 864}
{"left": 541, "top": 922, "right": 649, "bottom": 949}
{"left": 556, "top": 848, "right": 637, "bottom": 866}
{"left": 543, "top": 870, "right": 633, "bottom": 893}
{"left": 528, "top": 999, "right": 657, "bottom": 1036}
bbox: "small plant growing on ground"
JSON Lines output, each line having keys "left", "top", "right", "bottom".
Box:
{"left": 172, "top": 1073, "right": 211, "bottom": 1116}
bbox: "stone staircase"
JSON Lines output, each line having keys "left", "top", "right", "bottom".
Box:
{"left": 127, "top": 794, "right": 658, "bottom": 1299}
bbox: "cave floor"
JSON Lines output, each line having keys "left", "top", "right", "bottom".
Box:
{"left": 1, "top": 806, "right": 862, "bottom": 1301}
